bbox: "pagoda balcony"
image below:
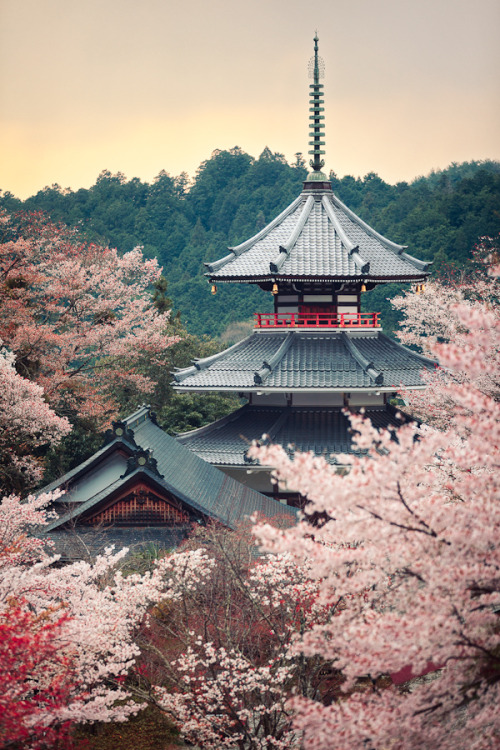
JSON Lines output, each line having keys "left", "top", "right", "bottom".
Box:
{"left": 254, "top": 312, "right": 381, "bottom": 329}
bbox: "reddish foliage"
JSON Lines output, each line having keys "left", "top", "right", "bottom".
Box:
{"left": 0, "top": 601, "right": 78, "bottom": 749}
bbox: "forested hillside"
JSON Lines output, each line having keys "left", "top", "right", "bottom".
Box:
{"left": 2, "top": 149, "right": 499, "bottom": 336}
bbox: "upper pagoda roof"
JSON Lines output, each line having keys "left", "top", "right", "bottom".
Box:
{"left": 205, "top": 35, "right": 430, "bottom": 286}
{"left": 205, "top": 187, "right": 431, "bottom": 284}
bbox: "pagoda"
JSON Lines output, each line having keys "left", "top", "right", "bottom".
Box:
{"left": 173, "top": 36, "right": 435, "bottom": 505}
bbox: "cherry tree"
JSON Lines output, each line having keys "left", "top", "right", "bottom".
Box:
{"left": 134, "top": 524, "right": 337, "bottom": 750}
{"left": 0, "top": 342, "right": 70, "bottom": 492}
{"left": 248, "top": 284, "right": 499, "bottom": 748}
{"left": 0, "top": 210, "right": 179, "bottom": 424}
{"left": 0, "top": 490, "right": 174, "bottom": 745}
{"left": 391, "top": 235, "right": 499, "bottom": 427}
{"left": 0, "top": 602, "right": 77, "bottom": 749}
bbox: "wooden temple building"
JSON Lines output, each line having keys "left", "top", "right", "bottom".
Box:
{"left": 173, "top": 35, "right": 435, "bottom": 504}
{"left": 40, "top": 406, "right": 297, "bottom": 560}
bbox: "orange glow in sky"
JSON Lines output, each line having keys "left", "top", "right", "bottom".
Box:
{"left": 1, "top": 0, "right": 499, "bottom": 198}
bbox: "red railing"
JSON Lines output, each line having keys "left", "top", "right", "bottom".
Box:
{"left": 254, "top": 312, "right": 380, "bottom": 329}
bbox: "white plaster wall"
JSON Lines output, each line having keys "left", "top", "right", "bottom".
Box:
{"left": 64, "top": 453, "right": 128, "bottom": 503}
{"left": 251, "top": 393, "right": 289, "bottom": 405}
{"left": 292, "top": 392, "right": 343, "bottom": 406}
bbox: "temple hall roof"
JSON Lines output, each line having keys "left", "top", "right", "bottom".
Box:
{"left": 40, "top": 406, "right": 297, "bottom": 544}
{"left": 205, "top": 189, "right": 431, "bottom": 284}
{"left": 173, "top": 330, "right": 436, "bottom": 392}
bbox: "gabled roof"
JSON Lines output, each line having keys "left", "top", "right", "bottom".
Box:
{"left": 205, "top": 187, "right": 431, "bottom": 284}
{"left": 40, "top": 407, "right": 297, "bottom": 536}
{"left": 173, "top": 330, "right": 437, "bottom": 392}
{"left": 176, "top": 404, "right": 409, "bottom": 466}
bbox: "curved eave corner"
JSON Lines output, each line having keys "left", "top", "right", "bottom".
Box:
{"left": 204, "top": 195, "right": 303, "bottom": 276}
{"left": 329, "top": 192, "right": 432, "bottom": 275}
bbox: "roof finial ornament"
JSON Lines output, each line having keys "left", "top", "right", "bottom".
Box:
{"left": 307, "top": 33, "right": 328, "bottom": 182}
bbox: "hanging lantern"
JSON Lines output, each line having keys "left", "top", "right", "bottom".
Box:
{"left": 415, "top": 284, "right": 421, "bottom": 294}
{"left": 272, "top": 282, "right": 278, "bottom": 295}
{"left": 361, "top": 283, "right": 367, "bottom": 292}
{"left": 420, "top": 283, "right": 426, "bottom": 293}
{"left": 211, "top": 284, "right": 217, "bottom": 295}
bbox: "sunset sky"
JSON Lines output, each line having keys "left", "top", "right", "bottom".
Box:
{"left": 1, "top": 0, "right": 499, "bottom": 199}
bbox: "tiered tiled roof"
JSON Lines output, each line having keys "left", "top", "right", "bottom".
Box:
{"left": 177, "top": 404, "right": 409, "bottom": 467}
{"left": 205, "top": 189, "right": 431, "bottom": 284}
{"left": 173, "top": 330, "right": 436, "bottom": 392}
{"left": 41, "top": 407, "right": 297, "bottom": 558}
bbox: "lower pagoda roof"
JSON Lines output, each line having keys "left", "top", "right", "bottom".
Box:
{"left": 176, "top": 404, "right": 409, "bottom": 467}
{"left": 173, "top": 330, "right": 437, "bottom": 392}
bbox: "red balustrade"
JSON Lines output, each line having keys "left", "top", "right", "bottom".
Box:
{"left": 254, "top": 312, "right": 380, "bottom": 328}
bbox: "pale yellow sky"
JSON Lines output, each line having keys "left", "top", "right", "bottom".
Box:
{"left": 1, "top": 0, "right": 499, "bottom": 199}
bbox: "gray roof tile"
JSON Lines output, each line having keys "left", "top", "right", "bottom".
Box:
{"left": 40, "top": 408, "right": 297, "bottom": 537}
{"left": 173, "top": 330, "right": 435, "bottom": 391}
{"left": 178, "top": 405, "right": 407, "bottom": 466}
{"left": 207, "top": 189, "right": 430, "bottom": 282}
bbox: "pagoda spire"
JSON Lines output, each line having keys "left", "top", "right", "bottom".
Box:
{"left": 307, "top": 33, "right": 328, "bottom": 181}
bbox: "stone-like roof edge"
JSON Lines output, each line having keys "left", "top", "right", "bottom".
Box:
{"left": 38, "top": 405, "right": 155, "bottom": 496}
{"left": 270, "top": 196, "right": 314, "bottom": 273}
{"left": 38, "top": 436, "right": 137, "bottom": 496}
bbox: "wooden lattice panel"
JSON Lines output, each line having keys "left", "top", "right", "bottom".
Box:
{"left": 86, "top": 485, "right": 190, "bottom": 526}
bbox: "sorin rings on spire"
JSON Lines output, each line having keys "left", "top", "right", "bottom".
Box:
{"left": 307, "top": 33, "right": 327, "bottom": 179}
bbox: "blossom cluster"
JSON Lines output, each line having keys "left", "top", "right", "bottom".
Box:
{"left": 248, "top": 271, "right": 499, "bottom": 749}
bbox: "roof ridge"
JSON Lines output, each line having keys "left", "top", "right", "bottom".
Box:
{"left": 330, "top": 191, "right": 407, "bottom": 254}
{"left": 254, "top": 331, "right": 295, "bottom": 385}
{"left": 321, "top": 195, "right": 370, "bottom": 274}
{"left": 341, "top": 332, "right": 384, "bottom": 385}
{"left": 330, "top": 192, "right": 432, "bottom": 272}
{"left": 270, "top": 195, "right": 314, "bottom": 273}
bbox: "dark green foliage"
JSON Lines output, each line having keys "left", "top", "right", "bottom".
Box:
{"left": 159, "top": 392, "right": 241, "bottom": 435}
{"left": 40, "top": 331, "right": 240, "bottom": 486}
{"left": 141, "top": 332, "right": 241, "bottom": 433}
{"left": 4, "top": 152, "right": 499, "bottom": 487}
{"left": 2, "top": 155, "right": 499, "bottom": 338}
